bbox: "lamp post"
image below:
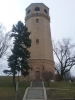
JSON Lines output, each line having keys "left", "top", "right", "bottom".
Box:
{"left": 15, "top": 82, "right": 18, "bottom": 100}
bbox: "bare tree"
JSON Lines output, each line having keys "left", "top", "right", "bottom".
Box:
{"left": 53, "top": 38, "right": 75, "bottom": 79}
{"left": 0, "top": 23, "right": 11, "bottom": 58}
{"left": 42, "top": 71, "right": 54, "bottom": 86}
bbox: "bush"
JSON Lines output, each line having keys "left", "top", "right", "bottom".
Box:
{"left": 55, "top": 74, "right": 63, "bottom": 81}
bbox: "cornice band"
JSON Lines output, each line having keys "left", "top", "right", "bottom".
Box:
{"left": 25, "top": 13, "right": 50, "bottom": 22}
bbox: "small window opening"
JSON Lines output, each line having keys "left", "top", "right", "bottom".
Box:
{"left": 27, "top": 9, "right": 30, "bottom": 14}
{"left": 36, "top": 19, "right": 39, "bottom": 23}
{"left": 44, "top": 9, "right": 47, "bottom": 14}
{"left": 36, "top": 39, "right": 39, "bottom": 44}
{"left": 35, "top": 7, "right": 40, "bottom": 11}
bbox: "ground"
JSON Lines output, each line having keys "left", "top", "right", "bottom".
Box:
{"left": 45, "top": 82, "right": 75, "bottom": 99}
{"left": 0, "top": 76, "right": 30, "bottom": 100}
{"left": 0, "top": 76, "right": 75, "bottom": 100}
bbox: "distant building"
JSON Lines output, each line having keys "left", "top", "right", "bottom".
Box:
{"left": 22, "top": 3, "right": 54, "bottom": 81}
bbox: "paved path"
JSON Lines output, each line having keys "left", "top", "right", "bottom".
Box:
{"left": 26, "top": 88, "right": 44, "bottom": 99}
{"left": 23, "top": 80, "right": 47, "bottom": 100}
{"left": 31, "top": 80, "right": 43, "bottom": 87}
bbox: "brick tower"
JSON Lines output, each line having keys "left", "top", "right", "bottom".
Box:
{"left": 24, "top": 3, "right": 54, "bottom": 81}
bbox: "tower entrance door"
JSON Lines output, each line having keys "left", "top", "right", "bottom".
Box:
{"left": 36, "top": 71, "right": 40, "bottom": 80}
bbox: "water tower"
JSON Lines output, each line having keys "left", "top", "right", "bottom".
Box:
{"left": 24, "top": 3, "right": 54, "bottom": 80}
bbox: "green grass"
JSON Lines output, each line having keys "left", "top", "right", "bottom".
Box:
{"left": 45, "top": 82, "right": 75, "bottom": 99}
{"left": 0, "top": 76, "right": 30, "bottom": 100}
{"left": 47, "top": 89, "right": 75, "bottom": 99}
{"left": 45, "top": 82, "right": 75, "bottom": 88}
{"left": 1, "top": 77, "right": 75, "bottom": 100}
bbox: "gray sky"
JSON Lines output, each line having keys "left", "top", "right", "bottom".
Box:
{"left": 0, "top": 0, "right": 75, "bottom": 75}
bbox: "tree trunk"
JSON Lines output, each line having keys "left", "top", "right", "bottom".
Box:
{"left": 13, "top": 73, "right": 15, "bottom": 86}
{"left": 18, "top": 72, "right": 19, "bottom": 82}
{"left": 61, "top": 70, "right": 64, "bottom": 80}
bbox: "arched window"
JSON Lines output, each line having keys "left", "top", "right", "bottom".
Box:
{"left": 35, "top": 7, "right": 40, "bottom": 11}
{"left": 27, "top": 9, "right": 30, "bottom": 14}
{"left": 44, "top": 9, "right": 47, "bottom": 14}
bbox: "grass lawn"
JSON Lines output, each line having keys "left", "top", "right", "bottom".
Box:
{"left": 0, "top": 76, "right": 75, "bottom": 100}
{"left": 0, "top": 76, "right": 30, "bottom": 100}
{"left": 45, "top": 82, "right": 75, "bottom": 99}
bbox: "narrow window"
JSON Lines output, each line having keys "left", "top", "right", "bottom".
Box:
{"left": 44, "top": 9, "right": 47, "bottom": 14}
{"left": 27, "top": 9, "right": 30, "bottom": 14}
{"left": 36, "top": 39, "right": 39, "bottom": 44}
{"left": 36, "top": 19, "right": 39, "bottom": 23}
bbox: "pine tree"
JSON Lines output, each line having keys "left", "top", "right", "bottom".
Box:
{"left": 4, "top": 21, "right": 31, "bottom": 85}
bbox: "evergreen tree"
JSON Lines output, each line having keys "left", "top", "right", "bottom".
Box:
{"left": 4, "top": 21, "right": 31, "bottom": 85}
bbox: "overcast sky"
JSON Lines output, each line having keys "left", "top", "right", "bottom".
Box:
{"left": 0, "top": 0, "right": 75, "bottom": 75}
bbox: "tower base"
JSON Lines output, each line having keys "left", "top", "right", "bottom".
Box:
{"left": 21, "top": 59, "right": 54, "bottom": 81}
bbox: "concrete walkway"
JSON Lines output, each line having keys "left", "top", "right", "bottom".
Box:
{"left": 23, "top": 80, "right": 47, "bottom": 100}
